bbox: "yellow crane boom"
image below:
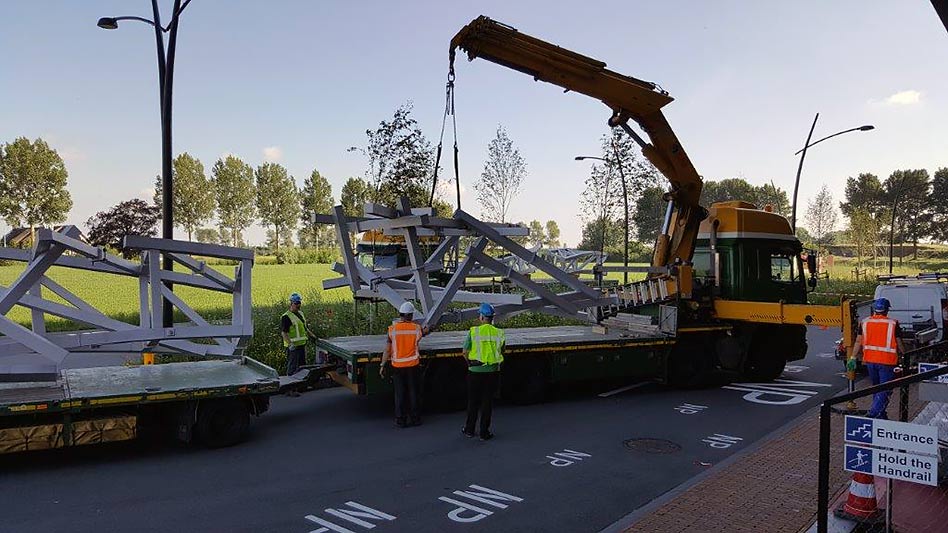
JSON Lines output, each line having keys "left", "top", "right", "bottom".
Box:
{"left": 450, "top": 15, "right": 704, "bottom": 269}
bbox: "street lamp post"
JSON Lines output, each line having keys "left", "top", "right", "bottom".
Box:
{"left": 791, "top": 114, "right": 874, "bottom": 232}
{"left": 576, "top": 152, "right": 630, "bottom": 284}
{"left": 98, "top": 0, "right": 191, "bottom": 328}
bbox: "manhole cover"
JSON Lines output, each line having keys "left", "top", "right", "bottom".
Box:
{"left": 623, "top": 438, "right": 681, "bottom": 454}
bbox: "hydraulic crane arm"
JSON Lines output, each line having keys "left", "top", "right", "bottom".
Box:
{"left": 450, "top": 16, "right": 705, "bottom": 268}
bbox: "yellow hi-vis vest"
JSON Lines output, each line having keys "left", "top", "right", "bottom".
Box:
{"left": 469, "top": 324, "right": 505, "bottom": 365}
{"left": 283, "top": 311, "right": 307, "bottom": 348}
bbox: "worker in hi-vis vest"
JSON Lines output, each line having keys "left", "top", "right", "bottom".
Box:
{"left": 380, "top": 302, "right": 430, "bottom": 427}
{"left": 281, "top": 293, "right": 318, "bottom": 391}
{"left": 851, "top": 298, "right": 904, "bottom": 419}
{"left": 460, "top": 303, "right": 505, "bottom": 441}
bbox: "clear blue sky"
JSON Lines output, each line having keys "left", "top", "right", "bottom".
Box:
{"left": 2, "top": 1, "right": 947, "bottom": 246}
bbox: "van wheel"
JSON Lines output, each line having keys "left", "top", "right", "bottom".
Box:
{"left": 195, "top": 398, "right": 250, "bottom": 448}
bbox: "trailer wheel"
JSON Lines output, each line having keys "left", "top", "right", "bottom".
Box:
{"left": 195, "top": 398, "right": 250, "bottom": 448}
{"left": 743, "top": 325, "right": 803, "bottom": 381}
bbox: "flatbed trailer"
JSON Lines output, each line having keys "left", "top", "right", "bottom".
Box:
{"left": 0, "top": 358, "right": 279, "bottom": 454}
{"left": 318, "top": 325, "right": 732, "bottom": 404}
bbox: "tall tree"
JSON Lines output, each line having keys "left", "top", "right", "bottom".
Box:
{"left": 578, "top": 216, "right": 623, "bottom": 256}
{"left": 0, "top": 137, "right": 73, "bottom": 238}
{"left": 579, "top": 130, "right": 661, "bottom": 246}
{"left": 929, "top": 168, "right": 948, "bottom": 243}
{"left": 528, "top": 220, "right": 545, "bottom": 248}
{"left": 299, "top": 169, "right": 333, "bottom": 248}
{"left": 155, "top": 153, "right": 215, "bottom": 240}
{"left": 840, "top": 172, "right": 885, "bottom": 218}
{"left": 340, "top": 177, "right": 370, "bottom": 218}
{"left": 847, "top": 208, "right": 881, "bottom": 267}
{"left": 633, "top": 186, "right": 666, "bottom": 242}
{"left": 85, "top": 199, "right": 160, "bottom": 258}
{"left": 212, "top": 155, "right": 256, "bottom": 247}
{"left": 474, "top": 125, "right": 526, "bottom": 223}
{"left": 804, "top": 185, "right": 839, "bottom": 249}
{"left": 884, "top": 169, "right": 931, "bottom": 260}
{"left": 544, "top": 220, "right": 561, "bottom": 248}
{"left": 359, "top": 102, "right": 434, "bottom": 208}
{"left": 256, "top": 163, "right": 301, "bottom": 252}
{"left": 195, "top": 228, "right": 221, "bottom": 244}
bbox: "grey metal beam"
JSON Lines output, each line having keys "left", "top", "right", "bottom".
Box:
{"left": 424, "top": 235, "right": 459, "bottom": 269}
{"left": 0, "top": 316, "right": 69, "bottom": 364}
{"left": 422, "top": 238, "right": 488, "bottom": 329}
{"left": 29, "top": 283, "right": 45, "bottom": 335}
{"left": 398, "top": 197, "right": 434, "bottom": 314}
{"left": 0, "top": 240, "right": 64, "bottom": 315}
{"left": 161, "top": 270, "right": 233, "bottom": 292}
{"left": 168, "top": 252, "right": 236, "bottom": 291}
{"left": 0, "top": 247, "right": 135, "bottom": 276}
{"left": 363, "top": 202, "right": 399, "bottom": 218}
{"left": 333, "top": 205, "right": 362, "bottom": 292}
{"left": 46, "top": 230, "right": 141, "bottom": 275}
{"left": 456, "top": 210, "right": 603, "bottom": 300}
{"left": 124, "top": 235, "right": 255, "bottom": 261}
{"left": 469, "top": 249, "right": 579, "bottom": 314}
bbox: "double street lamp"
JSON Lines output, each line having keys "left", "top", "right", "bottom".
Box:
{"left": 98, "top": 0, "right": 192, "bottom": 328}
{"left": 791, "top": 113, "right": 874, "bottom": 232}
{"left": 575, "top": 148, "right": 630, "bottom": 284}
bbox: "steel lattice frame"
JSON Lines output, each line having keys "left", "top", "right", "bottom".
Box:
{"left": 319, "top": 198, "right": 613, "bottom": 328}
{"left": 0, "top": 227, "right": 253, "bottom": 381}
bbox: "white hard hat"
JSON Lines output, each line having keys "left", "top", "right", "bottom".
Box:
{"left": 399, "top": 302, "right": 417, "bottom": 315}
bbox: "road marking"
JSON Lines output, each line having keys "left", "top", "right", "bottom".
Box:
{"left": 305, "top": 501, "right": 396, "bottom": 533}
{"left": 598, "top": 382, "right": 649, "bottom": 397}
{"left": 782, "top": 364, "right": 809, "bottom": 374}
{"left": 547, "top": 448, "right": 592, "bottom": 467}
{"left": 439, "top": 484, "right": 524, "bottom": 523}
{"left": 817, "top": 352, "right": 836, "bottom": 358}
{"left": 723, "top": 379, "right": 832, "bottom": 405}
{"left": 703, "top": 433, "right": 743, "bottom": 449}
{"left": 674, "top": 403, "right": 708, "bottom": 415}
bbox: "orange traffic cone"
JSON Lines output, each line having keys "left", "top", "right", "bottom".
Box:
{"left": 834, "top": 472, "right": 883, "bottom": 523}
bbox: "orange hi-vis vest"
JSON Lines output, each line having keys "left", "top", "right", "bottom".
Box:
{"left": 861, "top": 314, "right": 899, "bottom": 365}
{"left": 388, "top": 320, "right": 422, "bottom": 368}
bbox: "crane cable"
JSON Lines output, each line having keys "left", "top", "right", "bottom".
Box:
{"left": 429, "top": 67, "right": 461, "bottom": 211}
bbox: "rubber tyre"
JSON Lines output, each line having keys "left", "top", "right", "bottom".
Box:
{"left": 743, "top": 353, "right": 786, "bottom": 382}
{"left": 195, "top": 399, "right": 250, "bottom": 448}
{"left": 668, "top": 339, "right": 714, "bottom": 388}
{"left": 742, "top": 325, "right": 803, "bottom": 382}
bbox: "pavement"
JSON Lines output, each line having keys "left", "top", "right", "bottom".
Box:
{"left": 0, "top": 328, "right": 851, "bottom": 532}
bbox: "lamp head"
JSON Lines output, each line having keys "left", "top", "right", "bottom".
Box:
{"left": 858, "top": 125, "right": 875, "bottom": 131}
{"left": 97, "top": 17, "right": 119, "bottom": 30}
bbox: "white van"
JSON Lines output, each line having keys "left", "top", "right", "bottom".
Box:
{"left": 873, "top": 276, "right": 948, "bottom": 345}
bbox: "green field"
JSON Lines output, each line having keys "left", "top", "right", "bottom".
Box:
{"left": 1, "top": 254, "right": 936, "bottom": 370}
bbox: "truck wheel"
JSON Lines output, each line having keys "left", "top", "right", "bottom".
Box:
{"left": 668, "top": 339, "right": 713, "bottom": 388}
{"left": 195, "top": 398, "right": 250, "bottom": 448}
{"left": 743, "top": 354, "right": 786, "bottom": 382}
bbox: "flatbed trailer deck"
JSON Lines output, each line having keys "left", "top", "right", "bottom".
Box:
{"left": 319, "top": 325, "right": 680, "bottom": 402}
{"left": 0, "top": 358, "right": 279, "bottom": 453}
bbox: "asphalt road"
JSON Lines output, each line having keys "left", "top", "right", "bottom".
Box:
{"left": 0, "top": 328, "right": 846, "bottom": 533}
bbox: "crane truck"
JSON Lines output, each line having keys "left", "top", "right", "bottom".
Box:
{"left": 317, "top": 16, "right": 859, "bottom": 404}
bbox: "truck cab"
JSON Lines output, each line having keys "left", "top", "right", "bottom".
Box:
{"left": 692, "top": 201, "right": 808, "bottom": 304}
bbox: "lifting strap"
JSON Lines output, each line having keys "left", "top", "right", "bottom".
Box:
{"left": 430, "top": 67, "right": 461, "bottom": 211}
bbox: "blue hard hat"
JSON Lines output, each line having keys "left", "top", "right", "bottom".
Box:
{"left": 872, "top": 298, "right": 890, "bottom": 313}
{"left": 289, "top": 293, "right": 302, "bottom": 304}
{"left": 479, "top": 302, "right": 495, "bottom": 317}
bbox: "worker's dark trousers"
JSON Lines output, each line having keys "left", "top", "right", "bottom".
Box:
{"left": 465, "top": 371, "right": 499, "bottom": 437}
{"left": 286, "top": 346, "right": 306, "bottom": 376}
{"left": 391, "top": 365, "right": 421, "bottom": 423}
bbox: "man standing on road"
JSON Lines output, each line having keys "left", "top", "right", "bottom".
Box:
{"left": 380, "top": 302, "right": 428, "bottom": 428}
{"left": 851, "top": 297, "right": 904, "bottom": 419}
{"left": 461, "top": 303, "right": 505, "bottom": 441}
{"left": 281, "top": 293, "right": 318, "bottom": 392}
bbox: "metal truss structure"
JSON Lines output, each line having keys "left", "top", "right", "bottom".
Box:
{"left": 467, "top": 247, "right": 606, "bottom": 279}
{"left": 0, "top": 227, "right": 253, "bottom": 381}
{"left": 320, "top": 198, "right": 614, "bottom": 328}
